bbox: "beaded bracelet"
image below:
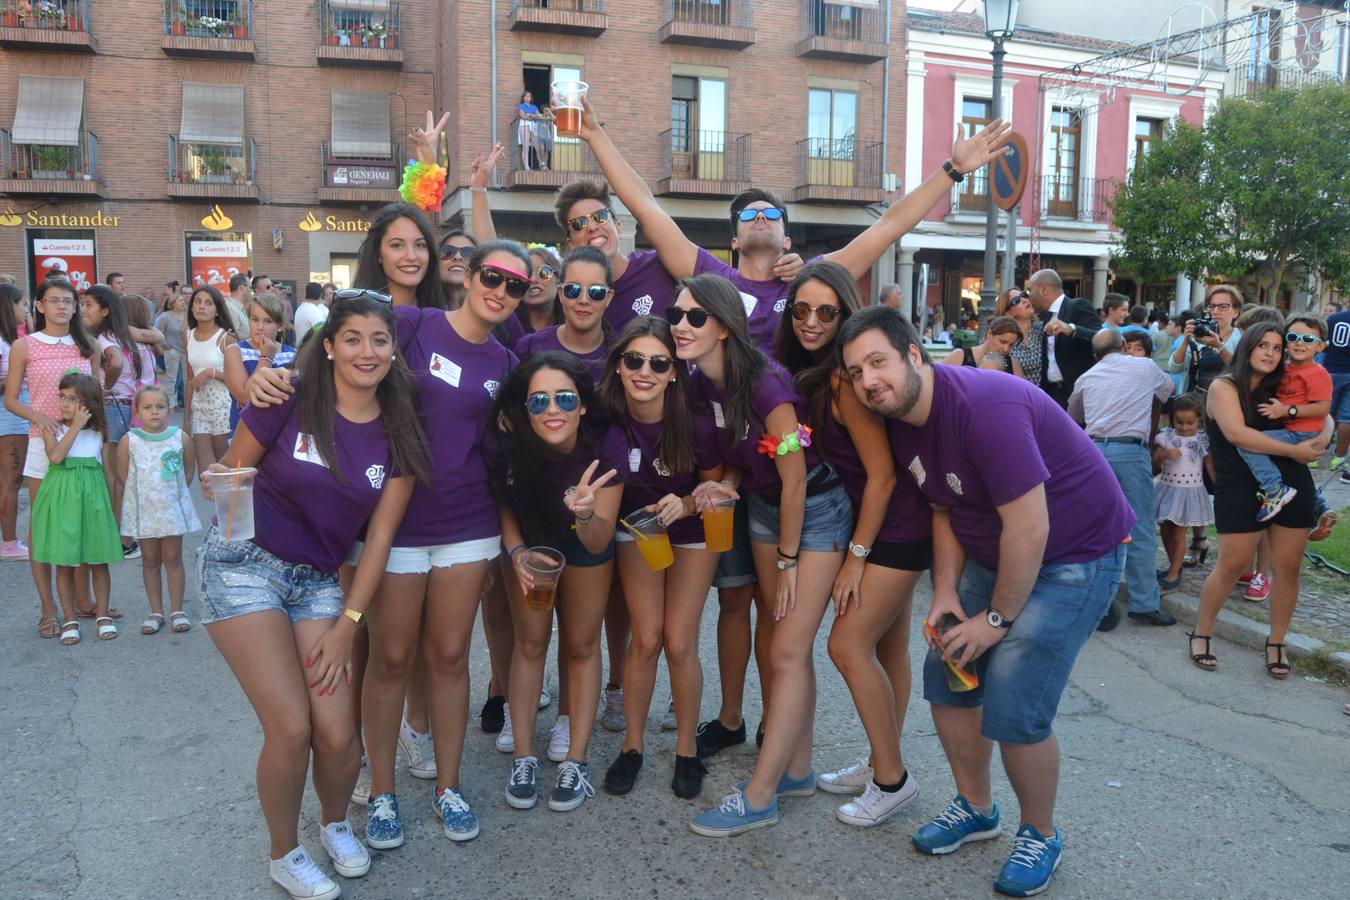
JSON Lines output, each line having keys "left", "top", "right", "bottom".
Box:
{"left": 399, "top": 160, "right": 448, "bottom": 212}
{"left": 757, "top": 424, "right": 813, "bottom": 458}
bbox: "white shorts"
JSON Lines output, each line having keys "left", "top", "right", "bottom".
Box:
{"left": 614, "top": 532, "right": 706, "bottom": 551}
{"left": 347, "top": 536, "right": 502, "bottom": 575}
{"left": 22, "top": 438, "right": 49, "bottom": 480}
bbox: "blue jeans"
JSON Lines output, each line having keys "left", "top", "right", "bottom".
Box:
{"left": 1099, "top": 441, "right": 1160, "bottom": 614}
{"left": 1331, "top": 372, "right": 1350, "bottom": 424}
{"left": 1236, "top": 429, "right": 1307, "bottom": 495}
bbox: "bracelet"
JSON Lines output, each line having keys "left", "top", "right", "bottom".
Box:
{"left": 943, "top": 159, "right": 965, "bottom": 183}
{"left": 470, "top": 187, "right": 487, "bottom": 194}
{"left": 777, "top": 547, "right": 798, "bottom": 560}
{"left": 575, "top": 510, "right": 594, "bottom": 525}
{"left": 399, "top": 160, "right": 448, "bottom": 212}
{"left": 507, "top": 543, "right": 525, "bottom": 559}
{"left": 757, "top": 424, "right": 813, "bottom": 458}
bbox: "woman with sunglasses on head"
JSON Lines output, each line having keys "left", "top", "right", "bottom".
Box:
{"left": 597, "top": 317, "right": 725, "bottom": 799}
{"left": 774, "top": 261, "right": 932, "bottom": 827}
{"left": 995, "top": 287, "right": 1043, "bottom": 385}
{"left": 669, "top": 274, "right": 852, "bottom": 837}
{"left": 939, "top": 315, "right": 1024, "bottom": 377}
{"left": 494, "top": 352, "right": 627, "bottom": 814}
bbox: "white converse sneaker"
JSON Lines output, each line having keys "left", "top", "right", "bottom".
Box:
{"left": 547, "top": 715, "right": 571, "bottom": 763}
{"left": 320, "top": 820, "right": 371, "bottom": 878}
{"left": 399, "top": 719, "right": 437, "bottom": 779}
{"left": 817, "top": 756, "right": 872, "bottom": 795}
{"left": 600, "top": 687, "right": 625, "bottom": 732}
{"left": 661, "top": 698, "right": 678, "bottom": 731}
{"left": 350, "top": 756, "right": 371, "bottom": 806}
{"left": 836, "top": 776, "right": 920, "bottom": 827}
{"left": 495, "top": 703, "right": 515, "bottom": 753}
{"left": 269, "top": 846, "right": 341, "bottom": 900}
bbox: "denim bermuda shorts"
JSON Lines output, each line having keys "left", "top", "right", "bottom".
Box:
{"left": 746, "top": 471, "right": 853, "bottom": 553}
{"left": 712, "top": 496, "right": 755, "bottom": 590}
{"left": 923, "top": 543, "right": 1126, "bottom": 745}
{"left": 104, "top": 399, "right": 132, "bottom": 444}
{"left": 196, "top": 526, "right": 344, "bottom": 625}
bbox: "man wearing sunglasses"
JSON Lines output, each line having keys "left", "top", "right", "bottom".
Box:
{"left": 576, "top": 95, "right": 1011, "bottom": 353}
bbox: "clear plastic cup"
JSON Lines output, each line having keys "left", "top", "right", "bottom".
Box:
{"left": 701, "top": 495, "right": 736, "bottom": 553}
{"left": 626, "top": 510, "right": 674, "bottom": 571}
{"left": 522, "top": 546, "right": 566, "bottom": 610}
{"left": 923, "top": 615, "right": 980, "bottom": 693}
{"left": 551, "top": 80, "right": 588, "bottom": 137}
{"left": 205, "top": 467, "right": 257, "bottom": 543}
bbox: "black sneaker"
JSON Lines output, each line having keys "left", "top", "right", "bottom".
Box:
{"left": 603, "top": 749, "right": 643, "bottom": 795}
{"left": 696, "top": 718, "right": 746, "bottom": 758}
{"left": 671, "top": 755, "right": 708, "bottom": 799}
{"left": 480, "top": 694, "right": 506, "bottom": 734}
{"left": 122, "top": 540, "right": 141, "bottom": 560}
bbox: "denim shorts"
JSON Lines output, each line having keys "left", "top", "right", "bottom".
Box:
{"left": 196, "top": 527, "right": 344, "bottom": 625}
{"left": 104, "top": 399, "right": 132, "bottom": 444}
{"left": 746, "top": 473, "right": 853, "bottom": 553}
{"left": 1331, "top": 371, "right": 1350, "bottom": 424}
{"left": 713, "top": 496, "right": 755, "bottom": 589}
{"left": 923, "top": 544, "right": 1126, "bottom": 745}
{"left": 0, "top": 388, "right": 28, "bottom": 437}
{"left": 543, "top": 531, "right": 614, "bottom": 568}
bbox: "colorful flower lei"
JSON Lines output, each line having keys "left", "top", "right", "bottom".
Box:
{"left": 757, "top": 424, "right": 812, "bottom": 458}
{"left": 399, "top": 160, "right": 447, "bottom": 212}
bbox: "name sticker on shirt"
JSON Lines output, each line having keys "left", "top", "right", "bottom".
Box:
{"left": 739, "top": 292, "right": 757, "bottom": 318}
{"left": 294, "top": 433, "right": 329, "bottom": 469}
{"left": 908, "top": 456, "right": 926, "bottom": 488}
{"left": 428, "top": 353, "right": 462, "bottom": 388}
{"left": 628, "top": 448, "right": 642, "bottom": 473}
{"left": 711, "top": 401, "right": 726, "bottom": 429}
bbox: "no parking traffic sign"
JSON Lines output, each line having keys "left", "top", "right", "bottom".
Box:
{"left": 991, "top": 131, "right": 1029, "bottom": 211}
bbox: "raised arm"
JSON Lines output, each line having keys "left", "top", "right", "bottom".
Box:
{"left": 468, "top": 144, "right": 505, "bottom": 243}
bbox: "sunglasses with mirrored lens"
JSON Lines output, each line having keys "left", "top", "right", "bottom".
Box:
{"left": 1007, "top": 293, "right": 1024, "bottom": 307}
{"left": 562, "top": 282, "right": 611, "bottom": 303}
{"left": 439, "top": 244, "right": 473, "bottom": 261}
{"left": 790, "top": 301, "right": 840, "bottom": 324}
{"left": 621, "top": 351, "right": 674, "bottom": 374}
{"left": 535, "top": 265, "right": 556, "bottom": 282}
{"left": 1285, "top": 332, "right": 1320, "bottom": 344}
{"left": 475, "top": 266, "right": 530, "bottom": 300}
{"left": 525, "top": 391, "right": 581, "bottom": 416}
{"left": 665, "top": 306, "right": 711, "bottom": 328}
{"left": 736, "top": 207, "right": 784, "bottom": 223}
{"left": 566, "top": 208, "right": 613, "bottom": 233}
{"left": 334, "top": 288, "right": 393, "bottom": 305}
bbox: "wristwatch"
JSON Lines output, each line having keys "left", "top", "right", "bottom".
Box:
{"left": 848, "top": 542, "right": 872, "bottom": 559}
{"left": 342, "top": 608, "right": 366, "bottom": 628}
{"left": 985, "top": 607, "right": 1013, "bottom": 629}
{"left": 776, "top": 558, "right": 798, "bottom": 571}
{"left": 1287, "top": 405, "right": 1299, "bottom": 419}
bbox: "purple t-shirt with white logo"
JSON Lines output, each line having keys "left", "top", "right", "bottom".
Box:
{"left": 605, "top": 249, "right": 678, "bottom": 334}
{"left": 822, "top": 400, "right": 931, "bottom": 543}
{"left": 886, "top": 365, "right": 1133, "bottom": 569}
{"left": 693, "top": 248, "right": 794, "bottom": 354}
{"left": 618, "top": 413, "right": 721, "bottom": 545}
{"left": 241, "top": 395, "right": 394, "bottom": 573}
{"left": 535, "top": 424, "right": 630, "bottom": 541}
{"left": 514, "top": 325, "right": 609, "bottom": 388}
{"left": 689, "top": 360, "right": 817, "bottom": 496}
{"left": 395, "top": 306, "right": 515, "bottom": 546}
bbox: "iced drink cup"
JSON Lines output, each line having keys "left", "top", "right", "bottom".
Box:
{"left": 701, "top": 495, "right": 735, "bottom": 553}
{"left": 522, "top": 546, "right": 566, "bottom": 610}
{"left": 923, "top": 617, "right": 980, "bottom": 693}
{"left": 551, "top": 80, "right": 588, "bottom": 137}
{"left": 627, "top": 511, "right": 674, "bottom": 571}
{"left": 206, "top": 467, "right": 257, "bottom": 543}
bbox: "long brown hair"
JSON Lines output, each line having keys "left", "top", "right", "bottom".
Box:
{"left": 599, "top": 316, "right": 697, "bottom": 476}
{"left": 775, "top": 261, "right": 862, "bottom": 443}
{"left": 1220, "top": 322, "right": 1285, "bottom": 426}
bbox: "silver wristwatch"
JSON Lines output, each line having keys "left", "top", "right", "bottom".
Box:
{"left": 986, "top": 607, "right": 1013, "bottom": 629}
{"left": 848, "top": 542, "right": 871, "bottom": 559}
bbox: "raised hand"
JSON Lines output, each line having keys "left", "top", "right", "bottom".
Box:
{"left": 410, "top": 110, "right": 451, "bottom": 165}
{"left": 565, "top": 459, "right": 618, "bottom": 522}
{"left": 470, "top": 144, "right": 505, "bottom": 189}
{"left": 951, "top": 118, "right": 1012, "bottom": 175}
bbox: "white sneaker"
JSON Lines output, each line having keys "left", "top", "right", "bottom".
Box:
{"left": 320, "top": 820, "right": 371, "bottom": 878}
{"left": 817, "top": 756, "right": 872, "bottom": 795}
{"left": 539, "top": 670, "right": 553, "bottom": 709}
{"left": 495, "top": 703, "right": 515, "bottom": 754}
{"left": 399, "top": 719, "right": 437, "bottom": 779}
{"left": 350, "top": 756, "right": 370, "bottom": 806}
{"left": 547, "top": 715, "right": 571, "bottom": 763}
{"left": 836, "top": 776, "right": 920, "bottom": 827}
{"left": 661, "top": 698, "right": 678, "bottom": 732}
{"left": 601, "top": 687, "right": 625, "bottom": 732}
{"left": 269, "top": 846, "right": 341, "bottom": 900}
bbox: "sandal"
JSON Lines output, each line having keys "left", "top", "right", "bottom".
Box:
{"left": 75, "top": 607, "right": 123, "bottom": 620}
{"left": 60, "top": 621, "right": 80, "bottom": 646}
{"left": 1264, "top": 640, "right": 1290, "bottom": 679}
{"left": 1309, "top": 511, "right": 1338, "bottom": 542}
{"left": 38, "top": 616, "right": 60, "bottom": 639}
{"left": 1182, "top": 538, "right": 1210, "bottom": 568}
{"left": 1188, "top": 630, "right": 1216, "bottom": 670}
{"left": 141, "top": 613, "right": 165, "bottom": 635}
{"left": 96, "top": 616, "right": 118, "bottom": 641}
{"left": 170, "top": 611, "right": 192, "bottom": 633}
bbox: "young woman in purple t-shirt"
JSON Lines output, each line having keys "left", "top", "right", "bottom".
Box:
{"left": 597, "top": 317, "right": 726, "bottom": 799}
{"left": 200, "top": 295, "right": 426, "bottom": 899}
{"left": 514, "top": 246, "right": 613, "bottom": 385}
{"left": 775, "top": 261, "right": 933, "bottom": 827}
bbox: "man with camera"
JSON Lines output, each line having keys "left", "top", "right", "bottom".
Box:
{"left": 1167, "top": 286, "right": 1243, "bottom": 394}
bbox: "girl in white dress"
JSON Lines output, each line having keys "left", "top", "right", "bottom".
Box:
{"left": 185, "top": 285, "right": 237, "bottom": 470}
{"left": 1153, "top": 393, "right": 1214, "bottom": 590}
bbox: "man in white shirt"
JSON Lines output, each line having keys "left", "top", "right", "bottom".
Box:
{"left": 293, "top": 281, "right": 329, "bottom": 345}
{"left": 1025, "top": 269, "right": 1100, "bottom": 408}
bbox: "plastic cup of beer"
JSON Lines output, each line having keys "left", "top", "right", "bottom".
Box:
{"left": 701, "top": 495, "right": 736, "bottom": 553}
{"left": 522, "top": 546, "right": 566, "bottom": 611}
{"left": 551, "top": 80, "right": 588, "bottom": 137}
{"left": 627, "top": 510, "right": 675, "bottom": 571}
{"left": 923, "top": 616, "right": 980, "bottom": 693}
{"left": 205, "top": 467, "right": 257, "bottom": 543}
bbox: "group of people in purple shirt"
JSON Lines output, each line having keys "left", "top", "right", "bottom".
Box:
{"left": 199, "top": 101, "right": 1137, "bottom": 900}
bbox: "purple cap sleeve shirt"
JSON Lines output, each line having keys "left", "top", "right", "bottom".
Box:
{"left": 604, "top": 249, "right": 678, "bottom": 333}
{"left": 617, "top": 412, "right": 720, "bottom": 545}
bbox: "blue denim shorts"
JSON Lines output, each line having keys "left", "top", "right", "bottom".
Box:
{"left": 923, "top": 544, "right": 1126, "bottom": 745}
{"left": 544, "top": 531, "right": 614, "bottom": 568}
{"left": 712, "top": 496, "right": 755, "bottom": 590}
{"left": 104, "top": 399, "right": 132, "bottom": 444}
{"left": 746, "top": 469, "right": 853, "bottom": 553}
{"left": 196, "top": 527, "right": 344, "bottom": 625}
{"left": 0, "top": 388, "right": 28, "bottom": 437}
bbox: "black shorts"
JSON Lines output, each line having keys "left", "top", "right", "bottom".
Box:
{"left": 867, "top": 535, "right": 933, "bottom": 572}
{"left": 1213, "top": 471, "right": 1317, "bottom": 533}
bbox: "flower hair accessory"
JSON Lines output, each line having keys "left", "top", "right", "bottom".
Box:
{"left": 64, "top": 368, "right": 82, "bottom": 376}
{"left": 399, "top": 160, "right": 447, "bottom": 212}
{"left": 757, "top": 424, "right": 812, "bottom": 458}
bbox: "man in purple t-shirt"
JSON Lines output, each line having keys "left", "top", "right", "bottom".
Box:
{"left": 838, "top": 305, "right": 1131, "bottom": 898}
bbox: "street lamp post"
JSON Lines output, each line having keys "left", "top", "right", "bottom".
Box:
{"left": 979, "top": 0, "right": 1019, "bottom": 332}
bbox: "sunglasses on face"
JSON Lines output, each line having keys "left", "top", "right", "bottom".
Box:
{"left": 790, "top": 301, "right": 840, "bottom": 324}
{"left": 621, "top": 351, "right": 674, "bottom": 374}
{"left": 664, "top": 306, "right": 711, "bottom": 328}
{"left": 1006, "top": 293, "right": 1024, "bottom": 307}
{"left": 475, "top": 266, "right": 530, "bottom": 300}
{"left": 561, "top": 282, "right": 612, "bottom": 303}
{"left": 737, "top": 207, "right": 784, "bottom": 223}
{"left": 525, "top": 390, "right": 581, "bottom": 416}
{"left": 566, "top": 208, "right": 613, "bottom": 233}
{"left": 1285, "top": 332, "right": 1320, "bottom": 344}
{"left": 534, "top": 265, "right": 557, "bottom": 282}
{"left": 439, "top": 244, "right": 473, "bottom": 261}
{"left": 334, "top": 288, "right": 393, "bottom": 304}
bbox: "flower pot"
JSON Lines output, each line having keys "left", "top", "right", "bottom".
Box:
{"left": 68, "top": 15, "right": 82, "bottom": 31}
{"left": 326, "top": 33, "right": 340, "bottom": 45}
{"left": 171, "top": 21, "right": 186, "bottom": 35}
{"left": 233, "top": 24, "right": 247, "bottom": 38}
{"left": 1, "top": 13, "right": 19, "bottom": 27}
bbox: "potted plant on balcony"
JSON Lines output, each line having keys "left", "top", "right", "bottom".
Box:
{"left": 32, "top": 145, "right": 66, "bottom": 178}
{"left": 34, "top": 0, "right": 63, "bottom": 28}
{"left": 2, "top": 2, "right": 28, "bottom": 28}
{"left": 366, "top": 21, "right": 388, "bottom": 48}
{"left": 166, "top": 0, "right": 186, "bottom": 35}
{"left": 199, "top": 15, "right": 229, "bottom": 38}
{"left": 232, "top": 9, "right": 248, "bottom": 39}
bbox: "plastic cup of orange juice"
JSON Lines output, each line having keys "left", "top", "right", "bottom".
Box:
{"left": 626, "top": 510, "right": 674, "bottom": 571}
{"left": 701, "top": 495, "right": 735, "bottom": 553}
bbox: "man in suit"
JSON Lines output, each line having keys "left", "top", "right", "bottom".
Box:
{"left": 1025, "top": 269, "right": 1101, "bottom": 408}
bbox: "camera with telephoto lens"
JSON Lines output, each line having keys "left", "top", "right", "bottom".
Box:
{"left": 1192, "top": 315, "right": 1219, "bottom": 339}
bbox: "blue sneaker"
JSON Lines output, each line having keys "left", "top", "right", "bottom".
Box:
{"left": 690, "top": 789, "right": 779, "bottom": 837}
{"left": 737, "top": 768, "right": 817, "bottom": 798}
{"left": 994, "top": 823, "right": 1064, "bottom": 896}
{"left": 912, "top": 794, "right": 1001, "bottom": 855}
{"left": 365, "top": 792, "right": 404, "bottom": 849}
{"left": 1256, "top": 484, "right": 1296, "bottom": 522}
{"left": 433, "top": 786, "right": 480, "bottom": 842}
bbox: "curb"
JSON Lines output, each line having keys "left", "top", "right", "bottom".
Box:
{"left": 1159, "top": 590, "right": 1350, "bottom": 677}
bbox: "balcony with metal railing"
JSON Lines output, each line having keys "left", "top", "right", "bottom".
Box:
{"left": 0, "top": 128, "right": 101, "bottom": 196}
{"left": 167, "top": 135, "right": 259, "bottom": 200}
{"left": 0, "top": 0, "right": 95, "bottom": 52}
{"left": 793, "top": 138, "right": 884, "bottom": 204}
{"left": 659, "top": 0, "right": 754, "bottom": 50}
{"left": 163, "top": 0, "right": 254, "bottom": 60}
{"left": 508, "top": 0, "right": 607, "bottom": 38}
{"left": 320, "top": 141, "right": 403, "bottom": 204}
{"left": 1032, "top": 175, "right": 1116, "bottom": 226}
{"left": 1231, "top": 62, "right": 1346, "bottom": 100}
{"left": 657, "top": 129, "right": 750, "bottom": 197}
{"left": 797, "top": 0, "right": 888, "bottom": 63}
{"left": 506, "top": 136, "right": 601, "bottom": 190}
{"left": 947, "top": 171, "right": 990, "bottom": 219}
{"left": 317, "top": 0, "right": 403, "bottom": 69}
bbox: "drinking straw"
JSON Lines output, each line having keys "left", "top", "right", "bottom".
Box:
{"left": 224, "top": 468, "right": 241, "bottom": 541}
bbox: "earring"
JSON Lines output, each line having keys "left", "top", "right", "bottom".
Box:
{"left": 326, "top": 353, "right": 333, "bottom": 360}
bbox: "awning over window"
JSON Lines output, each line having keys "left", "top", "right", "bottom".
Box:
{"left": 180, "top": 83, "right": 245, "bottom": 145}
{"left": 12, "top": 76, "right": 85, "bottom": 146}
{"left": 830, "top": 0, "right": 881, "bottom": 8}
{"left": 331, "top": 90, "right": 391, "bottom": 158}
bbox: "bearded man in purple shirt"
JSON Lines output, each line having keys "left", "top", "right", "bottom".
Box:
{"left": 838, "top": 305, "right": 1130, "bottom": 899}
